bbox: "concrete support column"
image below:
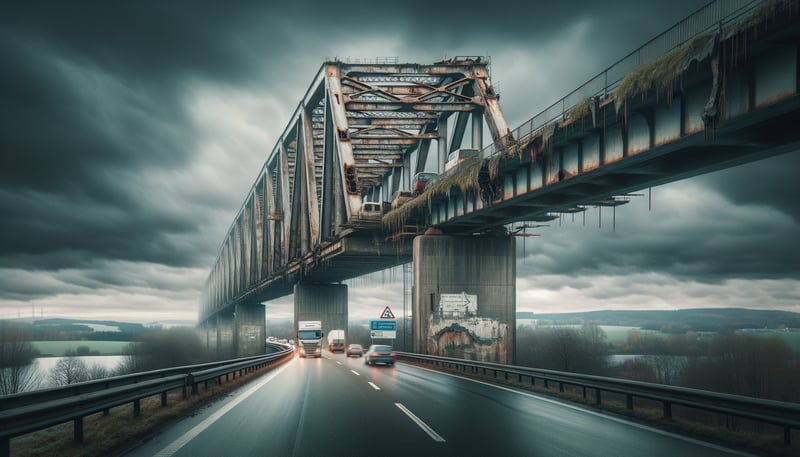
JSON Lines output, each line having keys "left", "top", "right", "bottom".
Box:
{"left": 413, "top": 235, "right": 516, "bottom": 364}
{"left": 294, "top": 283, "right": 348, "bottom": 339}
{"left": 204, "top": 320, "right": 218, "bottom": 355}
{"left": 234, "top": 303, "right": 266, "bottom": 357}
{"left": 216, "top": 312, "right": 235, "bottom": 360}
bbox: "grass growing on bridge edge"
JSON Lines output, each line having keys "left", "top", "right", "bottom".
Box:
{"left": 10, "top": 354, "right": 294, "bottom": 457}
{"left": 401, "top": 360, "right": 800, "bottom": 457}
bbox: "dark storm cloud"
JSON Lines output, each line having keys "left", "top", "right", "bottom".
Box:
{"left": 0, "top": 1, "right": 272, "bottom": 270}
{"left": 516, "top": 152, "right": 800, "bottom": 284}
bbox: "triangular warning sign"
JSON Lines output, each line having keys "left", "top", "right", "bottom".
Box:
{"left": 380, "top": 306, "right": 395, "bottom": 319}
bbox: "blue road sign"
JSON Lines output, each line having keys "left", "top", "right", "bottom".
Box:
{"left": 370, "top": 320, "right": 397, "bottom": 331}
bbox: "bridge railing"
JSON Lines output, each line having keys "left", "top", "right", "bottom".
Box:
{"left": 397, "top": 351, "right": 800, "bottom": 446}
{"left": 0, "top": 344, "right": 294, "bottom": 457}
{"left": 480, "top": 0, "right": 760, "bottom": 160}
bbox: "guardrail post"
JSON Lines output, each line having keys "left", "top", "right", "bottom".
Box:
{"left": 134, "top": 399, "right": 141, "bottom": 417}
{"left": 544, "top": 379, "right": 549, "bottom": 389}
{"left": 785, "top": 426, "right": 791, "bottom": 446}
{"left": 663, "top": 401, "right": 672, "bottom": 419}
{"left": 2, "top": 436, "right": 9, "bottom": 457}
{"left": 74, "top": 417, "right": 84, "bottom": 443}
{"left": 595, "top": 389, "right": 602, "bottom": 405}
{"left": 161, "top": 391, "right": 168, "bottom": 407}
{"left": 626, "top": 394, "right": 633, "bottom": 410}
{"left": 582, "top": 386, "right": 587, "bottom": 399}
{"left": 559, "top": 382, "right": 564, "bottom": 393}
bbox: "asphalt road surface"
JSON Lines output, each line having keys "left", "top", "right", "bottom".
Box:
{"left": 124, "top": 352, "right": 752, "bottom": 457}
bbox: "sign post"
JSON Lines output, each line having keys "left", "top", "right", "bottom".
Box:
{"left": 371, "top": 306, "right": 397, "bottom": 342}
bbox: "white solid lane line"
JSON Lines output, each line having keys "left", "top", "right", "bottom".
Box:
{"left": 350, "top": 369, "right": 360, "bottom": 376}
{"left": 368, "top": 382, "right": 380, "bottom": 390}
{"left": 395, "top": 402, "right": 446, "bottom": 442}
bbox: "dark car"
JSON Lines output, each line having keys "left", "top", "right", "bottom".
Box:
{"left": 346, "top": 343, "right": 364, "bottom": 357}
{"left": 365, "top": 344, "right": 396, "bottom": 366}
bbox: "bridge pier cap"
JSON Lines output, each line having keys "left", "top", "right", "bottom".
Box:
{"left": 412, "top": 234, "right": 516, "bottom": 364}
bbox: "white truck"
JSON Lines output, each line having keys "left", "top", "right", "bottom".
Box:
{"left": 297, "top": 321, "right": 323, "bottom": 358}
{"left": 327, "top": 329, "right": 345, "bottom": 353}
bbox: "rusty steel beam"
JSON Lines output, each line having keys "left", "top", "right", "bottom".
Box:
{"left": 345, "top": 101, "right": 482, "bottom": 112}
{"left": 325, "top": 64, "right": 364, "bottom": 218}
{"left": 350, "top": 138, "right": 426, "bottom": 146}
{"left": 471, "top": 65, "right": 513, "bottom": 149}
{"left": 300, "top": 109, "right": 321, "bottom": 246}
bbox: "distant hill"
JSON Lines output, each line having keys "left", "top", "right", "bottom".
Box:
{"left": 13, "top": 318, "right": 154, "bottom": 341}
{"left": 520, "top": 308, "right": 800, "bottom": 332}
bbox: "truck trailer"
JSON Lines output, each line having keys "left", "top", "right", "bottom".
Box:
{"left": 327, "top": 329, "right": 345, "bottom": 353}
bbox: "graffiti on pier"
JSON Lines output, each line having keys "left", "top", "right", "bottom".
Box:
{"left": 428, "top": 292, "right": 510, "bottom": 364}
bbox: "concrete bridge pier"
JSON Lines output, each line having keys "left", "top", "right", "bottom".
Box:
{"left": 203, "top": 304, "right": 266, "bottom": 359}
{"left": 234, "top": 303, "right": 266, "bottom": 357}
{"left": 294, "top": 283, "right": 348, "bottom": 340}
{"left": 412, "top": 234, "right": 516, "bottom": 364}
{"left": 206, "top": 311, "right": 235, "bottom": 359}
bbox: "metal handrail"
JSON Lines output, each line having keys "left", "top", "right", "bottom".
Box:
{"left": 478, "top": 0, "right": 762, "bottom": 161}
{"left": 397, "top": 351, "right": 800, "bottom": 446}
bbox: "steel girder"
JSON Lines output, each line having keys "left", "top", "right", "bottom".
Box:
{"left": 201, "top": 58, "right": 512, "bottom": 320}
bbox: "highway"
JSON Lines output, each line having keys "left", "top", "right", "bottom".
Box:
{"left": 124, "top": 353, "right": 751, "bottom": 457}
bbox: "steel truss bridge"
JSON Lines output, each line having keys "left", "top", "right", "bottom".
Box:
{"left": 200, "top": 0, "right": 800, "bottom": 327}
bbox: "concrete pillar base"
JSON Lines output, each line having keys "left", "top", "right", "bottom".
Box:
{"left": 413, "top": 234, "right": 515, "bottom": 364}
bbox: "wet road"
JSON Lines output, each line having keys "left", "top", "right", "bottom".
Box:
{"left": 125, "top": 353, "right": 751, "bottom": 457}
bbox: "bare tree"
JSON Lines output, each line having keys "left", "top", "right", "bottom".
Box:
{"left": 49, "top": 353, "right": 90, "bottom": 386}
{"left": 0, "top": 321, "right": 41, "bottom": 394}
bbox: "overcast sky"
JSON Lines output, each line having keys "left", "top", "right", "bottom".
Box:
{"left": 2, "top": 1, "right": 798, "bottom": 325}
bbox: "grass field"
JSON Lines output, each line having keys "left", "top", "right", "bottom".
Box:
{"left": 32, "top": 341, "right": 132, "bottom": 357}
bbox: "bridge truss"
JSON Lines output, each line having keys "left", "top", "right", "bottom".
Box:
{"left": 201, "top": 58, "right": 514, "bottom": 321}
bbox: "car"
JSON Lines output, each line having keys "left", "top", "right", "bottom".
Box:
{"left": 444, "top": 147, "right": 479, "bottom": 172}
{"left": 352, "top": 201, "right": 384, "bottom": 227}
{"left": 346, "top": 343, "right": 364, "bottom": 357}
{"left": 364, "top": 344, "right": 396, "bottom": 366}
{"left": 411, "top": 172, "right": 438, "bottom": 195}
{"left": 390, "top": 190, "right": 414, "bottom": 210}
